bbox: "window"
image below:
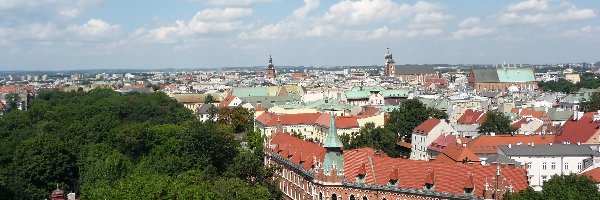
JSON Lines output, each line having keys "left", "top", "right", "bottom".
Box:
{"left": 363, "top": 197, "right": 368, "bottom": 200}
{"left": 542, "top": 162, "right": 547, "bottom": 170}
{"left": 578, "top": 162, "right": 582, "bottom": 170}
{"left": 542, "top": 176, "right": 547, "bottom": 182}
{"left": 551, "top": 162, "right": 556, "bottom": 170}
{"left": 331, "top": 194, "right": 338, "bottom": 200}
{"left": 565, "top": 162, "right": 569, "bottom": 170}
{"left": 319, "top": 192, "right": 323, "bottom": 200}
{"left": 527, "top": 162, "right": 532, "bottom": 169}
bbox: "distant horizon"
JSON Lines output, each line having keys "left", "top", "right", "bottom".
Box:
{"left": 1, "top": 0, "right": 599, "bottom": 70}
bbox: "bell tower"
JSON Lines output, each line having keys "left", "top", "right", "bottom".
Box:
{"left": 384, "top": 48, "right": 396, "bottom": 77}
{"left": 265, "top": 55, "right": 276, "bottom": 79}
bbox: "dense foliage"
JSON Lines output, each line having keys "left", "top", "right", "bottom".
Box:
{"left": 539, "top": 79, "right": 578, "bottom": 93}
{"left": 504, "top": 174, "right": 600, "bottom": 200}
{"left": 0, "top": 89, "right": 279, "bottom": 199}
{"left": 478, "top": 111, "right": 516, "bottom": 135}
{"left": 341, "top": 123, "right": 406, "bottom": 157}
{"left": 580, "top": 92, "right": 600, "bottom": 112}
{"left": 539, "top": 73, "right": 600, "bottom": 93}
{"left": 386, "top": 99, "right": 448, "bottom": 143}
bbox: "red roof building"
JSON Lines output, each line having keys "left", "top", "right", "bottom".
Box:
{"left": 265, "top": 131, "right": 528, "bottom": 199}
{"left": 555, "top": 112, "right": 600, "bottom": 144}
{"left": 457, "top": 109, "right": 487, "bottom": 125}
{"left": 467, "top": 135, "right": 555, "bottom": 155}
{"left": 412, "top": 118, "right": 441, "bottom": 134}
{"left": 433, "top": 142, "right": 480, "bottom": 165}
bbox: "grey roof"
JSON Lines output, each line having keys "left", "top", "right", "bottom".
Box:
{"left": 238, "top": 94, "right": 301, "bottom": 109}
{"left": 395, "top": 66, "right": 436, "bottom": 75}
{"left": 485, "top": 154, "right": 522, "bottom": 167}
{"left": 472, "top": 69, "right": 499, "bottom": 83}
{"left": 547, "top": 108, "right": 573, "bottom": 121}
{"left": 499, "top": 144, "right": 600, "bottom": 157}
{"left": 197, "top": 103, "right": 213, "bottom": 114}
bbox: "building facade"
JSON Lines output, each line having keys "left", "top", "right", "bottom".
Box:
{"left": 265, "top": 114, "right": 528, "bottom": 200}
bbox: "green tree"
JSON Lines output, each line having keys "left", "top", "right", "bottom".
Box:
{"left": 4, "top": 93, "right": 21, "bottom": 112}
{"left": 539, "top": 79, "right": 577, "bottom": 93}
{"left": 386, "top": 99, "right": 447, "bottom": 142}
{"left": 11, "top": 133, "right": 77, "bottom": 199}
{"left": 343, "top": 123, "right": 405, "bottom": 157}
{"left": 580, "top": 92, "right": 600, "bottom": 112}
{"left": 218, "top": 107, "right": 251, "bottom": 133}
{"left": 478, "top": 111, "right": 516, "bottom": 135}
{"left": 504, "top": 174, "right": 600, "bottom": 200}
{"left": 205, "top": 94, "right": 215, "bottom": 104}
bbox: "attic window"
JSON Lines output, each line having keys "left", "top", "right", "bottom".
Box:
{"left": 464, "top": 188, "right": 474, "bottom": 194}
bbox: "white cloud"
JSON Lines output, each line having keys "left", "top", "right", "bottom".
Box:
{"left": 292, "top": 0, "right": 320, "bottom": 19}
{"left": 322, "top": 0, "right": 413, "bottom": 25}
{"left": 452, "top": 26, "right": 495, "bottom": 40}
{"left": 67, "top": 19, "right": 120, "bottom": 37}
{"left": 563, "top": 25, "right": 600, "bottom": 37}
{"left": 458, "top": 17, "right": 480, "bottom": 28}
{"left": 498, "top": 0, "right": 596, "bottom": 24}
{"left": 304, "top": 25, "right": 336, "bottom": 37}
{"left": 506, "top": 0, "right": 549, "bottom": 12}
{"left": 194, "top": 8, "right": 252, "bottom": 21}
{"left": 242, "top": 0, "right": 451, "bottom": 40}
{"left": 191, "top": 0, "right": 272, "bottom": 6}
{"left": 144, "top": 7, "right": 253, "bottom": 43}
{"left": 58, "top": 8, "right": 82, "bottom": 18}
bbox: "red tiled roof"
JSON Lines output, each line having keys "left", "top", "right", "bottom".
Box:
{"left": 434, "top": 142, "right": 480, "bottom": 164}
{"left": 511, "top": 118, "right": 527, "bottom": 129}
{"left": 555, "top": 112, "right": 600, "bottom": 144}
{"left": 581, "top": 167, "right": 600, "bottom": 183}
{"left": 343, "top": 148, "right": 528, "bottom": 197}
{"left": 0, "top": 86, "right": 33, "bottom": 93}
{"left": 467, "top": 135, "right": 555, "bottom": 154}
{"left": 219, "top": 95, "right": 236, "bottom": 108}
{"left": 511, "top": 108, "right": 544, "bottom": 119}
{"left": 457, "top": 109, "right": 487, "bottom": 125}
{"left": 270, "top": 132, "right": 326, "bottom": 171}
{"left": 256, "top": 112, "right": 361, "bottom": 129}
{"left": 396, "top": 141, "right": 411, "bottom": 149}
{"left": 463, "top": 174, "right": 475, "bottom": 189}
{"left": 428, "top": 134, "right": 472, "bottom": 153}
{"left": 413, "top": 118, "right": 441, "bottom": 135}
{"left": 255, "top": 105, "right": 266, "bottom": 111}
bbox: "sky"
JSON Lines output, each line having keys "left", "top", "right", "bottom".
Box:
{"left": 0, "top": 0, "right": 599, "bottom": 70}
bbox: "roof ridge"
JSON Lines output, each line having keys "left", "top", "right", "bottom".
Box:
{"left": 367, "top": 154, "right": 376, "bottom": 184}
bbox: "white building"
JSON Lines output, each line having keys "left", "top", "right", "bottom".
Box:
{"left": 499, "top": 144, "right": 600, "bottom": 191}
{"left": 410, "top": 118, "right": 456, "bottom": 161}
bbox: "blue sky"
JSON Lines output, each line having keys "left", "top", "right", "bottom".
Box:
{"left": 0, "top": 0, "right": 599, "bottom": 70}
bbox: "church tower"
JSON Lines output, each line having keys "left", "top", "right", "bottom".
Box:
{"left": 322, "top": 112, "right": 344, "bottom": 177}
{"left": 265, "top": 55, "right": 276, "bottom": 79}
{"left": 384, "top": 48, "right": 396, "bottom": 77}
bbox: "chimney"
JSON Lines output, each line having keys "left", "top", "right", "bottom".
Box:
{"left": 573, "top": 111, "right": 578, "bottom": 121}
{"left": 577, "top": 142, "right": 581, "bottom": 145}
{"left": 531, "top": 142, "right": 534, "bottom": 147}
{"left": 508, "top": 144, "right": 512, "bottom": 148}
{"left": 549, "top": 143, "right": 553, "bottom": 146}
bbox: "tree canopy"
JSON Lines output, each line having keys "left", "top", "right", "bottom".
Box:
{"left": 580, "top": 92, "right": 600, "bottom": 112}
{"left": 341, "top": 122, "right": 406, "bottom": 157}
{"left": 478, "top": 111, "right": 516, "bottom": 135}
{"left": 0, "top": 89, "right": 278, "bottom": 199}
{"left": 504, "top": 174, "right": 600, "bottom": 200}
{"left": 386, "top": 99, "right": 447, "bottom": 142}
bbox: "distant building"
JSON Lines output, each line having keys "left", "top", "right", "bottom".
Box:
{"left": 265, "top": 55, "right": 276, "bottom": 80}
{"left": 468, "top": 68, "right": 537, "bottom": 92}
{"left": 410, "top": 118, "right": 456, "bottom": 160}
{"left": 384, "top": 48, "right": 396, "bottom": 77}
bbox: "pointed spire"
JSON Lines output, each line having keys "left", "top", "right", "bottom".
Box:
{"left": 357, "top": 162, "right": 367, "bottom": 176}
{"left": 388, "top": 166, "right": 399, "bottom": 181}
{"left": 425, "top": 169, "right": 435, "bottom": 184}
{"left": 323, "top": 112, "right": 343, "bottom": 148}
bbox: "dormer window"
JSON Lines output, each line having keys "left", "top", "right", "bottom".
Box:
{"left": 464, "top": 187, "right": 474, "bottom": 194}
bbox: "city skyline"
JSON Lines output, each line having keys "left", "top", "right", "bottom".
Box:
{"left": 1, "top": 0, "right": 599, "bottom": 70}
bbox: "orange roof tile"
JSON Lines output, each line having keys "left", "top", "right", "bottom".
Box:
{"left": 457, "top": 109, "right": 487, "bottom": 125}
{"left": 219, "top": 95, "right": 236, "bottom": 107}
{"left": 435, "top": 142, "right": 480, "bottom": 164}
{"left": 413, "top": 118, "right": 441, "bottom": 135}
{"left": 467, "top": 135, "right": 555, "bottom": 154}
{"left": 581, "top": 167, "right": 600, "bottom": 183}
{"left": 256, "top": 112, "right": 361, "bottom": 129}
{"left": 270, "top": 132, "right": 326, "bottom": 171}
{"left": 343, "top": 148, "right": 528, "bottom": 197}
{"left": 255, "top": 105, "right": 266, "bottom": 111}
{"left": 555, "top": 112, "right": 600, "bottom": 144}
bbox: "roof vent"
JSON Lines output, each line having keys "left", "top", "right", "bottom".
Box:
{"left": 508, "top": 144, "right": 512, "bottom": 148}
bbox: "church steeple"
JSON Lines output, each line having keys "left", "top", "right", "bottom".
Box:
{"left": 322, "top": 112, "right": 344, "bottom": 176}
{"left": 384, "top": 47, "right": 396, "bottom": 77}
{"left": 265, "top": 54, "right": 276, "bottom": 80}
